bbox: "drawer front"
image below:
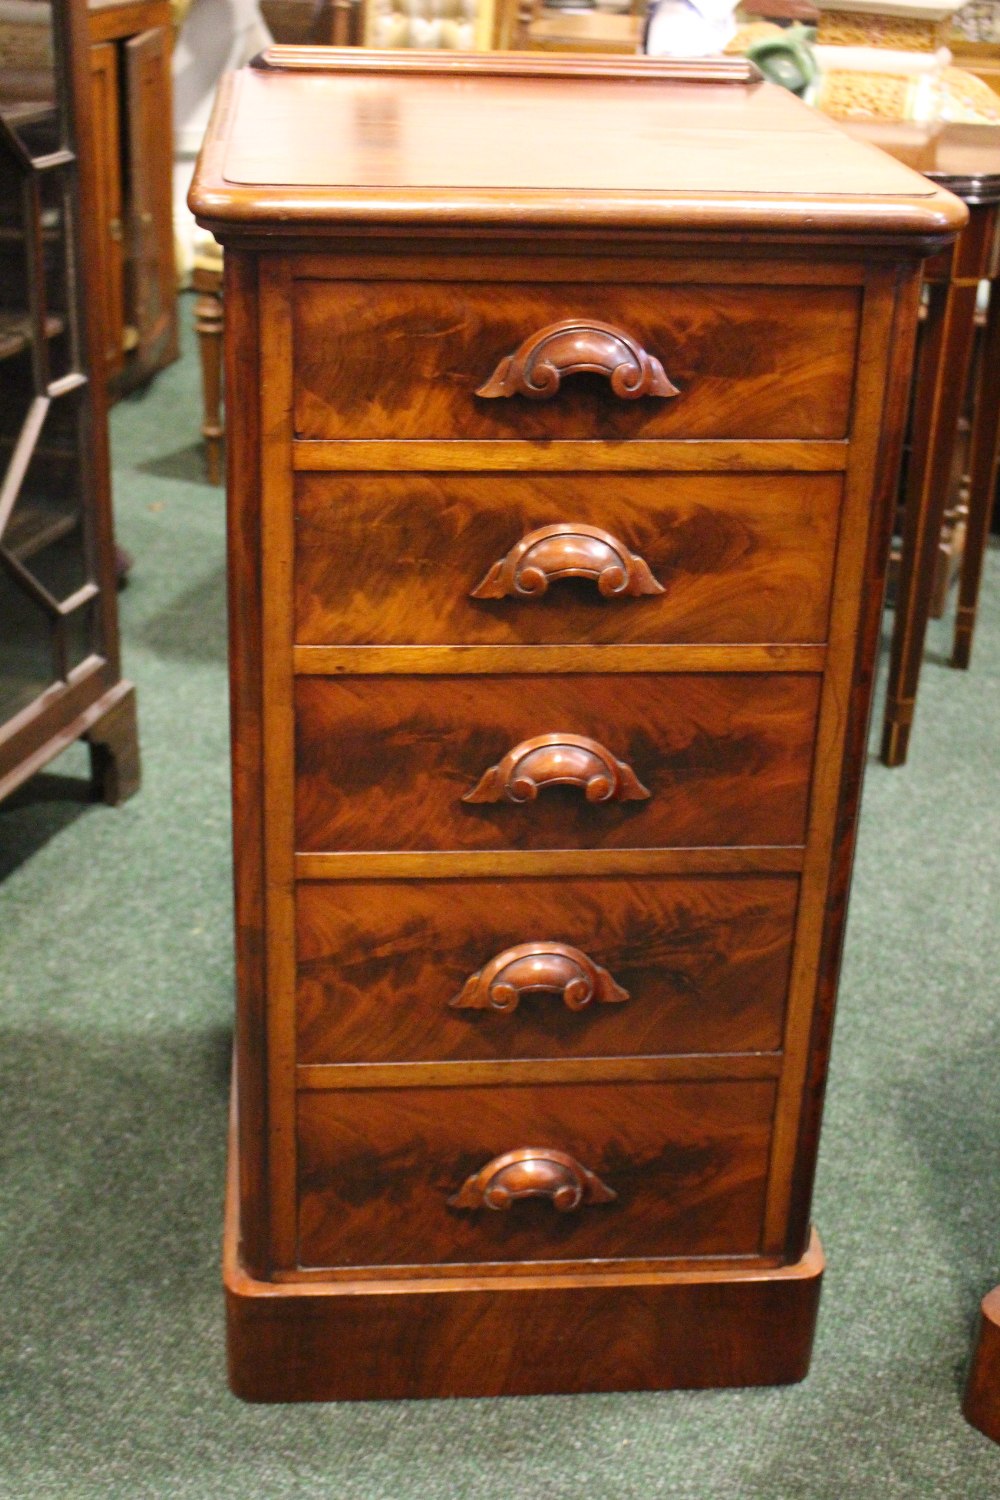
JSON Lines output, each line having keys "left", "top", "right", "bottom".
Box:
{"left": 297, "top": 875, "right": 798, "bottom": 1063}
{"left": 294, "top": 673, "right": 820, "bottom": 852}
{"left": 297, "top": 1080, "right": 775, "bottom": 1268}
{"left": 292, "top": 280, "right": 860, "bottom": 442}
{"left": 294, "top": 472, "right": 842, "bottom": 647}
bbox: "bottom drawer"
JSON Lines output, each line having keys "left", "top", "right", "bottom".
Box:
{"left": 297, "top": 1080, "right": 775, "bottom": 1269}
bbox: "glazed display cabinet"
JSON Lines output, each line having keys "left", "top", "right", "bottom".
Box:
{"left": 0, "top": 0, "right": 139, "bottom": 807}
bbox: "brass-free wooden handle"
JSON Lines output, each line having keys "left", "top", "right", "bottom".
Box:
{"left": 471, "top": 524, "right": 665, "bottom": 601}
{"left": 450, "top": 941, "right": 629, "bottom": 1013}
{"left": 475, "top": 319, "right": 679, "bottom": 403}
{"left": 448, "top": 1148, "right": 617, "bottom": 1213}
{"left": 462, "top": 733, "right": 650, "bottom": 805}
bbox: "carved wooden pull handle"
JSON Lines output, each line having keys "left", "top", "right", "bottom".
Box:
{"left": 475, "top": 319, "right": 679, "bottom": 403}
{"left": 448, "top": 1148, "right": 617, "bottom": 1213}
{"left": 462, "top": 733, "right": 650, "bottom": 805}
{"left": 450, "top": 941, "right": 629, "bottom": 1013}
{"left": 471, "top": 523, "right": 665, "bottom": 601}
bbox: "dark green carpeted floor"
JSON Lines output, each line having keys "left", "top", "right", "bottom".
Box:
{"left": 2, "top": 302, "right": 999, "bottom": 1498}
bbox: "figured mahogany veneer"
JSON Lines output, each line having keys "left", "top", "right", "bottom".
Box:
{"left": 294, "top": 673, "right": 820, "bottom": 852}
{"left": 190, "top": 49, "right": 963, "bottom": 1402}
{"left": 296, "top": 875, "right": 798, "bottom": 1062}
{"left": 293, "top": 472, "right": 844, "bottom": 647}
{"left": 297, "top": 1079, "right": 775, "bottom": 1268}
{"left": 292, "top": 279, "right": 861, "bottom": 442}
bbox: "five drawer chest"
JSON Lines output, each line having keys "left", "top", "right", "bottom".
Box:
{"left": 190, "top": 49, "right": 965, "bottom": 1401}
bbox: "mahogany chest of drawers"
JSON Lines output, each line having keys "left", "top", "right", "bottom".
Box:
{"left": 190, "top": 48, "right": 964, "bottom": 1402}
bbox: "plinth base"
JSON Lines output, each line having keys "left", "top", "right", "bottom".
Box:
{"left": 224, "top": 1090, "right": 825, "bottom": 1403}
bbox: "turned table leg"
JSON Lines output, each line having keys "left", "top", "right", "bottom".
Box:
{"left": 193, "top": 264, "right": 225, "bottom": 485}
{"left": 952, "top": 276, "right": 1000, "bottom": 670}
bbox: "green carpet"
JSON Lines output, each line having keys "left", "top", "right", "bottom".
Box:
{"left": 2, "top": 300, "right": 999, "bottom": 1497}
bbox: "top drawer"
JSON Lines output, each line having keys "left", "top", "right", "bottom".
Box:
{"left": 292, "top": 279, "right": 861, "bottom": 443}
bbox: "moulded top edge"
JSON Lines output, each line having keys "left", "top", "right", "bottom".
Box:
{"left": 188, "top": 67, "right": 968, "bottom": 245}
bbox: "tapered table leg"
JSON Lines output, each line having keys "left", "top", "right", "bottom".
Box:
{"left": 952, "top": 278, "right": 1000, "bottom": 670}
{"left": 882, "top": 274, "right": 980, "bottom": 766}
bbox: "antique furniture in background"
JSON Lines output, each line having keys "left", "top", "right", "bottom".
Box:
{"left": 86, "top": 0, "right": 179, "bottom": 394}
{"left": 0, "top": 0, "right": 139, "bottom": 806}
{"left": 191, "top": 46, "right": 963, "bottom": 1401}
{"left": 263, "top": 0, "right": 499, "bottom": 48}
{"left": 363, "top": 0, "right": 495, "bottom": 49}
{"left": 499, "top": 0, "right": 645, "bottom": 53}
{"left": 192, "top": 234, "right": 223, "bottom": 483}
{"left": 847, "top": 122, "right": 1000, "bottom": 763}
{"left": 951, "top": 1, "right": 1000, "bottom": 95}
{"left": 260, "top": 0, "right": 350, "bottom": 43}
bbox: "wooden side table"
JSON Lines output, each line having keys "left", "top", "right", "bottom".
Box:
{"left": 848, "top": 123, "right": 1000, "bottom": 766}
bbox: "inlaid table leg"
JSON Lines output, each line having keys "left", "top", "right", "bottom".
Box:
{"left": 952, "top": 278, "right": 1000, "bottom": 670}
{"left": 881, "top": 275, "right": 980, "bottom": 766}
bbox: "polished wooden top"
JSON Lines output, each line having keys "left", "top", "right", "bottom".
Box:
{"left": 844, "top": 121, "right": 1000, "bottom": 206}
{"left": 190, "top": 48, "right": 967, "bottom": 243}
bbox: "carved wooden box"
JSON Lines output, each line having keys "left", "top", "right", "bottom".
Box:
{"left": 190, "top": 48, "right": 963, "bottom": 1402}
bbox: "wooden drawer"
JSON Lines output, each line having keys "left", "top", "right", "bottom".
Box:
{"left": 297, "top": 1079, "right": 775, "bottom": 1268}
{"left": 297, "top": 875, "right": 798, "bottom": 1064}
{"left": 294, "top": 472, "right": 843, "bottom": 647}
{"left": 292, "top": 279, "right": 861, "bottom": 442}
{"left": 294, "top": 673, "right": 821, "bottom": 852}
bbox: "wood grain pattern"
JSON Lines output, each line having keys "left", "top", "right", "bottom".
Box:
{"left": 190, "top": 61, "right": 966, "bottom": 246}
{"left": 293, "top": 472, "right": 843, "bottom": 646}
{"left": 259, "top": 257, "right": 299, "bottom": 1269}
{"left": 254, "top": 48, "right": 762, "bottom": 83}
{"left": 294, "top": 672, "right": 821, "bottom": 852}
{"left": 296, "top": 1055, "right": 781, "bottom": 1090}
{"left": 291, "top": 439, "right": 849, "bottom": 472}
{"left": 297, "top": 1079, "right": 775, "bottom": 1268}
{"left": 226, "top": 1093, "right": 825, "bottom": 1399}
{"left": 293, "top": 645, "right": 827, "bottom": 675}
{"left": 198, "top": 50, "right": 955, "bottom": 1401}
{"left": 224, "top": 251, "right": 270, "bottom": 1277}
{"left": 292, "top": 280, "right": 861, "bottom": 442}
{"left": 295, "top": 874, "right": 799, "bottom": 1063}
{"left": 294, "top": 847, "right": 806, "bottom": 878}
{"left": 778, "top": 265, "right": 923, "bottom": 1260}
